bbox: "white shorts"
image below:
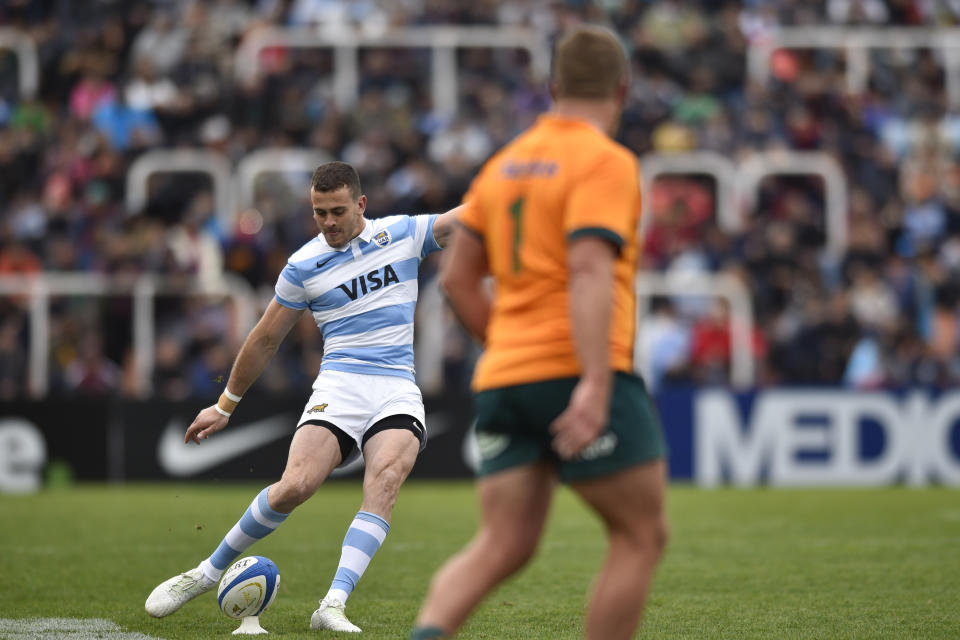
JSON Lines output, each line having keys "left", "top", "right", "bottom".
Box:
{"left": 296, "top": 369, "right": 426, "bottom": 464}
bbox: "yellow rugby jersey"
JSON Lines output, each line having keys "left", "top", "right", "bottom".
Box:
{"left": 459, "top": 113, "right": 641, "bottom": 391}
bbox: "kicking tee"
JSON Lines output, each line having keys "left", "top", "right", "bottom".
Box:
{"left": 274, "top": 215, "right": 441, "bottom": 381}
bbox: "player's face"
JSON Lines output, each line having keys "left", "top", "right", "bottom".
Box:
{"left": 311, "top": 186, "right": 366, "bottom": 248}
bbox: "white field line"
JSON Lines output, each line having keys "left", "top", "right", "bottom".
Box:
{"left": 0, "top": 618, "right": 163, "bottom": 640}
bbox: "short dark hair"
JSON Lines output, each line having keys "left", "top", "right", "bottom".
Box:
{"left": 552, "top": 25, "right": 628, "bottom": 100}
{"left": 311, "top": 161, "right": 362, "bottom": 199}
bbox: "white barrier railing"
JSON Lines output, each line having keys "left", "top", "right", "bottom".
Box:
{"left": 2, "top": 269, "right": 755, "bottom": 397}
{"left": 747, "top": 27, "right": 960, "bottom": 107}
{"left": 641, "top": 150, "right": 848, "bottom": 257}
{"left": 234, "top": 26, "right": 551, "bottom": 116}
{"left": 640, "top": 152, "right": 739, "bottom": 233}
{"left": 736, "top": 151, "right": 848, "bottom": 258}
{"left": 635, "top": 272, "right": 755, "bottom": 389}
{"left": 0, "top": 273, "right": 258, "bottom": 398}
{"left": 0, "top": 28, "right": 38, "bottom": 99}
{"left": 233, "top": 148, "right": 334, "bottom": 213}
{"left": 125, "top": 149, "right": 233, "bottom": 230}
{"left": 124, "top": 148, "right": 333, "bottom": 232}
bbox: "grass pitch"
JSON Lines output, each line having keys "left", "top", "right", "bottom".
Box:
{"left": 2, "top": 482, "right": 958, "bottom": 639}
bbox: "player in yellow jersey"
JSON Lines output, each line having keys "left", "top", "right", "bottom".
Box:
{"left": 410, "top": 25, "right": 668, "bottom": 640}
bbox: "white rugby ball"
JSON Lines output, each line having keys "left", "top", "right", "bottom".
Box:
{"left": 217, "top": 556, "right": 281, "bottom": 619}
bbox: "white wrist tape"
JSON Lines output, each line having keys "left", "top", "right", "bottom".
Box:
{"left": 224, "top": 389, "right": 243, "bottom": 402}
{"left": 214, "top": 405, "right": 232, "bottom": 418}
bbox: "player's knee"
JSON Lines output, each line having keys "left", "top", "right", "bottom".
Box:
{"left": 650, "top": 514, "right": 669, "bottom": 558}
{"left": 496, "top": 541, "right": 537, "bottom": 577}
{"left": 508, "top": 535, "right": 540, "bottom": 572}
{"left": 272, "top": 476, "right": 316, "bottom": 510}
{"left": 617, "top": 513, "right": 669, "bottom": 560}
{"left": 476, "top": 528, "right": 538, "bottom": 577}
{"left": 364, "top": 464, "right": 404, "bottom": 503}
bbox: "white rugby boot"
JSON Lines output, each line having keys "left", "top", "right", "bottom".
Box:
{"left": 144, "top": 567, "right": 216, "bottom": 617}
{"left": 310, "top": 597, "right": 362, "bottom": 632}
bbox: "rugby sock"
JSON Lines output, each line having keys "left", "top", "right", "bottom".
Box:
{"left": 324, "top": 511, "right": 389, "bottom": 603}
{"left": 200, "top": 486, "right": 289, "bottom": 582}
{"left": 409, "top": 626, "right": 449, "bottom": 640}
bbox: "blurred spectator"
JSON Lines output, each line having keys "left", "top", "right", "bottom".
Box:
{"left": 63, "top": 333, "right": 121, "bottom": 395}
{"left": 690, "top": 298, "right": 734, "bottom": 384}
{"left": 0, "top": 311, "right": 26, "bottom": 399}
{"left": 153, "top": 335, "right": 191, "bottom": 401}
{"left": 92, "top": 96, "right": 162, "bottom": 151}
{"left": 189, "top": 342, "right": 233, "bottom": 397}
{"left": 639, "top": 297, "right": 691, "bottom": 391}
{"left": 828, "top": 0, "right": 889, "bottom": 24}
{"left": 166, "top": 191, "right": 225, "bottom": 289}
{"left": 70, "top": 71, "right": 117, "bottom": 121}
{"left": 848, "top": 263, "right": 899, "bottom": 331}
{"left": 124, "top": 58, "right": 182, "bottom": 114}
{"left": 640, "top": 0, "right": 709, "bottom": 54}
{"left": 0, "top": 237, "right": 42, "bottom": 280}
{"left": 843, "top": 332, "right": 885, "bottom": 388}
{"left": 130, "top": 7, "right": 190, "bottom": 75}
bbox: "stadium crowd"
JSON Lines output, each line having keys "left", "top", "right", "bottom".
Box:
{"left": 1, "top": 0, "right": 960, "bottom": 400}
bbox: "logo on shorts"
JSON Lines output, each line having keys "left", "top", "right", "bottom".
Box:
{"left": 576, "top": 433, "right": 618, "bottom": 461}
{"left": 476, "top": 432, "right": 510, "bottom": 460}
{"left": 307, "top": 403, "right": 328, "bottom": 414}
{"left": 373, "top": 229, "right": 392, "bottom": 247}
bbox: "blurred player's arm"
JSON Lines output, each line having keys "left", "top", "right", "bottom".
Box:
{"left": 185, "top": 300, "right": 305, "bottom": 444}
{"left": 550, "top": 236, "right": 617, "bottom": 459}
{"left": 567, "top": 236, "right": 616, "bottom": 387}
{"left": 432, "top": 204, "right": 466, "bottom": 248}
{"left": 550, "top": 151, "right": 634, "bottom": 459}
{"left": 440, "top": 225, "right": 490, "bottom": 343}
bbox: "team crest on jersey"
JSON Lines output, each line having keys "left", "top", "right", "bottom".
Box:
{"left": 307, "top": 403, "right": 328, "bottom": 414}
{"left": 373, "top": 229, "right": 392, "bottom": 247}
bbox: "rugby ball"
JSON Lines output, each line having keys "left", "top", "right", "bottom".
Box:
{"left": 217, "top": 556, "right": 281, "bottom": 619}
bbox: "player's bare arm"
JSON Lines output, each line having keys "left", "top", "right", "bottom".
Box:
{"left": 549, "top": 236, "right": 616, "bottom": 459}
{"left": 185, "top": 300, "right": 305, "bottom": 444}
{"left": 440, "top": 224, "right": 490, "bottom": 343}
{"left": 431, "top": 204, "right": 466, "bottom": 248}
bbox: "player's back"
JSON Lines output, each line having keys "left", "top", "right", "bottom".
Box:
{"left": 460, "top": 113, "right": 641, "bottom": 391}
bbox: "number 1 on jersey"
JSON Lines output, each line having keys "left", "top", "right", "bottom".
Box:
{"left": 510, "top": 196, "right": 524, "bottom": 272}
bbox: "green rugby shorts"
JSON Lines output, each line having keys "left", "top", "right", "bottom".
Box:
{"left": 473, "top": 372, "right": 666, "bottom": 482}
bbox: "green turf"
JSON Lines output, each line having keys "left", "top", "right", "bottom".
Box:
{"left": 2, "top": 483, "right": 958, "bottom": 639}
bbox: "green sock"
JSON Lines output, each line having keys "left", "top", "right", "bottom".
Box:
{"left": 409, "top": 626, "right": 449, "bottom": 640}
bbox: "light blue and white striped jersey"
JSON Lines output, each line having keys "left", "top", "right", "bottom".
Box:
{"left": 274, "top": 214, "right": 441, "bottom": 381}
